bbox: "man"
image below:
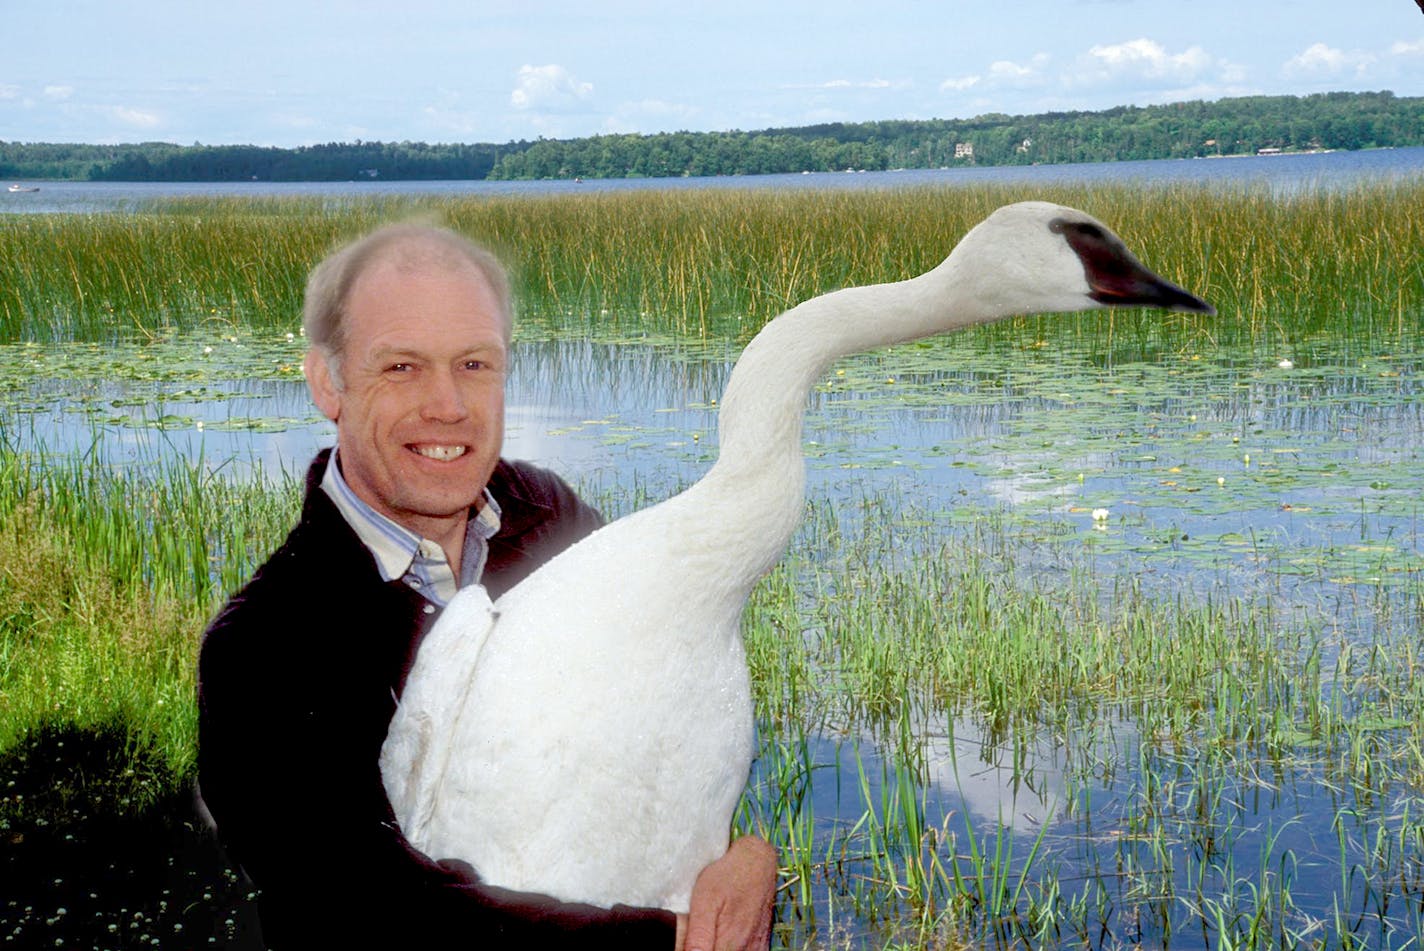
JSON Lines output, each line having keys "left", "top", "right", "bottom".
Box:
{"left": 197, "top": 223, "right": 777, "bottom": 949}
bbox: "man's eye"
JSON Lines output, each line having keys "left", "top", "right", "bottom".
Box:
{"left": 386, "top": 362, "right": 413, "bottom": 373}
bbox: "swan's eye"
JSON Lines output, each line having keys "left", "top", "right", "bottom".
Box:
{"left": 1050, "top": 218, "right": 1107, "bottom": 243}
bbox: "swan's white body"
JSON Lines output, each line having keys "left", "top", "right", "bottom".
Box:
{"left": 379, "top": 201, "right": 1212, "bottom": 911}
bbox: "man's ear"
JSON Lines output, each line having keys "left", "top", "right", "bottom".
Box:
{"left": 305, "top": 349, "right": 342, "bottom": 423}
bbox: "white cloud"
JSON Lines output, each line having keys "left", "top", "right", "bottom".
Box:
{"left": 987, "top": 56, "right": 1048, "bottom": 84}
{"left": 43, "top": 85, "right": 74, "bottom": 101}
{"left": 109, "top": 106, "right": 161, "bottom": 128}
{"left": 1081, "top": 38, "right": 1213, "bottom": 83}
{"left": 1274, "top": 35, "right": 1424, "bottom": 88}
{"left": 0, "top": 84, "right": 19, "bottom": 100}
{"left": 939, "top": 54, "right": 1048, "bottom": 97}
{"left": 939, "top": 75, "right": 980, "bottom": 92}
{"left": 1282, "top": 42, "right": 1375, "bottom": 78}
{"left": 828, "top": 78, "right": 901, "bottom": 90}
{"left": 1046, "top": 38, "right": 1251, "bottom": 105}
{"left": 936, "top": 38, "right": 1255, "bottom": 115}
{"left": 783, "top": 78, "right": 909, "bottom": 91}
{"left": 510, "top": 64, "right": 594, "bottom": 112}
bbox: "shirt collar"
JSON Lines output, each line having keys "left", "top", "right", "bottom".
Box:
{"left": 319, "top": 447, "right": 501, "bottom": 606}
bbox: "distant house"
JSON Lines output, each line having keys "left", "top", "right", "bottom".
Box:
{"left": 954, "top": 142, "right": 974, "bottom": 159}
{"left": 1257, "top": 147, "right": 1282, "bottom": 156}
{"left": 1015, "top": 138, "right": 1033, "bottom": 154}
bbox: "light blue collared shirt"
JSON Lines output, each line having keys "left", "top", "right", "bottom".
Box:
{"left": 320, "top": 448, "right": 501, "bottom": 609}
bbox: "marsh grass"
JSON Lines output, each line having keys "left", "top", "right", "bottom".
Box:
{"left": 3, "top": 181, "right": 1424, "bottom": 947}
{"left": 734, "top": 498, "right": 1424, "bottom": 946}
{"left": 2, "top": 180, "right": 1421, "bottom": 354}
{"left": 4, "top": 439, "right": 1423, "bottom": 946}
{"left": 0, "top": 445, "right": 299, "bottom": 814}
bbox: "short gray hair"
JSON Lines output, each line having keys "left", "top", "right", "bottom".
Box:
{"left": 302, "top": 223, "right": 514, "bottom": 380}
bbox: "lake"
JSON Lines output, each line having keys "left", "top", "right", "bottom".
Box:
{"left": 4, "top": 146, "right": 1424, "bottom": 215}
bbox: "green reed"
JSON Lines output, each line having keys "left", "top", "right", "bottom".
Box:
{"left": 2, "top": 180, "right": 1421, "bottom": 354}
{"left": 730, "top": 491, "right": 1424, "bottom": 947}
{"left": 3, "top": 436, "right": 1423, "bottom": 945}
{"left": 3, "top": 181, "right": 1424, "bottom": 946}
{"left": 0, "top": 442, "right": 298, "bottom": 809}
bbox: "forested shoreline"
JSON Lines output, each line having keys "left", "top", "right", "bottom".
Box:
{"left": 2, "top": 90, "right": 1419, "bottom": 183}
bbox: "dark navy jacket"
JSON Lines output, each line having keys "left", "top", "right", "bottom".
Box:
{"left": 197, "top": 449, "right": 675, "bottom": 948}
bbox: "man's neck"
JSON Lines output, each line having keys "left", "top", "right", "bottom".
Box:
{"left": 414, "top": 513, "right": 469, "bottom": 578}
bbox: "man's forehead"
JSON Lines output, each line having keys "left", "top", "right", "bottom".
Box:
{"left": 339, "top": 237, "right": 512, "bottom": 348}
{"left": 355, "top": 251, "right": 493, "bottom": 292}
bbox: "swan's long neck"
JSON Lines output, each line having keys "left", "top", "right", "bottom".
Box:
{"left": 694, "top": 252, "right": 1000, "bottom": 576}
{"left": 714, "top": 254, "right": 998, "bottom": 474}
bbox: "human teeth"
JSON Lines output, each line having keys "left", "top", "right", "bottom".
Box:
{"left": 413, "top": 444, "right": 467, "bottom": 461}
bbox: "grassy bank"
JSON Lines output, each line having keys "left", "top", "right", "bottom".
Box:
{"left": 0, "top": 448, "right": 299, "bottom": 818}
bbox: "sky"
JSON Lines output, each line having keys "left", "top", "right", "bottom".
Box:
{"left": 4, "top": 1, "right": 1423, "bottom": 147}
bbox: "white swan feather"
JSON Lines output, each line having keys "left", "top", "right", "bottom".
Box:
{"left": 380, "top": 201, "right": 1213, "bottom": 912}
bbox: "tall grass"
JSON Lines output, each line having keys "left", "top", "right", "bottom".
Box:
{"left": 0, "top": 444, "right": 299, "bottom": 807}
{"left": 734, "top": 496, "right": 1424, "bottom": 946}
{"left": 3, "top": 441, "right": 1423, "bottom": 944}
{"left": 3, "top": 182, "right": 1423, "bottom": 945}
{"left": 2, "top": 181, "right": 1421, "bottom": 352}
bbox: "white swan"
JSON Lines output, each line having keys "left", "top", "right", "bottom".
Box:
{"left": 379, "top": 201, "right": 1214, "bottom": 912}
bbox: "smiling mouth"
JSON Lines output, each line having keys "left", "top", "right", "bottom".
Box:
{"left": 410, "top": 444, "right": 468, "bottom": 462}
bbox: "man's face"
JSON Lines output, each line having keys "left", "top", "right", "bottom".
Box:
{"left": 305, "top": 256, "right": 507, "bottom": 543}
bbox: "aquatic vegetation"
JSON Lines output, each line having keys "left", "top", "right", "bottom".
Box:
{"left": 2, "top": 181, "right": 1423, "bottom": 947}
{"left": 1, "top": 179, "right": 1421, "bottom": 354}
{"left": 0, "top": 447, "right": 300, "bottom": 798}
{"left": 732, "top": 496, "right": 1424, "bottom": 947}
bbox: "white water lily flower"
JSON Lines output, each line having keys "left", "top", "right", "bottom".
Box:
{"left": 1091, "top": 508, "right": 1110, "bottom": 521}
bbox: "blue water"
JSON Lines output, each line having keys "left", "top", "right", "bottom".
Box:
{"left": 3, "top": 146, "right": 1423, "bottom": 214}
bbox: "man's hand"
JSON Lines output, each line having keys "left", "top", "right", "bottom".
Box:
{"left": 675, "top": 835, "right": 777, "bottom": 951}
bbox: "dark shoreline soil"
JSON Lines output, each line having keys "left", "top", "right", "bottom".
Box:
{"left": 1, "top": 725, "right": 263, "bottom": 949}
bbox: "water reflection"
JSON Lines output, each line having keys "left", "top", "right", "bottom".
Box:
{"left": 7, "top": 335, "right": 1421, "bottom": 623}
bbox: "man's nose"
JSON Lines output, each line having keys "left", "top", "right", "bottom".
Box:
{"left": 419, "top": 369, "right": 470, "bottom": 422}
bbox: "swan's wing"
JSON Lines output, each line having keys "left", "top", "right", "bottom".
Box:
{"left": 380, "top": 584, "right": 498, "bottom": 850}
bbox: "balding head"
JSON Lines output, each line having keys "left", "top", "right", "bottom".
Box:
{"left": 303, "top": 224, "right": 513, "bottom": 384}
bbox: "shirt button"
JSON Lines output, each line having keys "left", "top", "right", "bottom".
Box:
{"left": 423, "top": 604, "right": 435, "bottom": 615}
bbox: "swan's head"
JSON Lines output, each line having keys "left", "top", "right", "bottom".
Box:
{"left": 945, "top": 201, "right": 1215, "bottom": 319}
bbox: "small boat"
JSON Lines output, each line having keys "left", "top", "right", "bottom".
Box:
{"left": 7, "top": 184, "right": 39, "bottom": 193}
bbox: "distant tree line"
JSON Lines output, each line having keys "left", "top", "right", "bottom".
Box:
{"left": 0, "top": 141, "right": 513, "bottom": 182}
{"left": 2, "top": 91, "right": 1419, "bottom": 183}
{"left": 488, "top": 91, "right": 1424, "bottom": 178}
